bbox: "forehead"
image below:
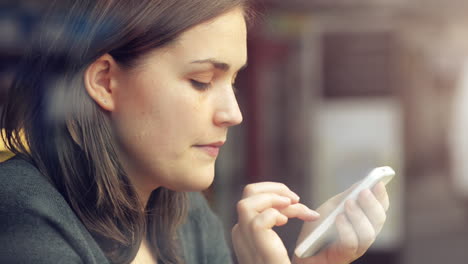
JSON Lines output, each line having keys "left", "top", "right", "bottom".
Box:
{"left": 161, "top": 8, "right": 248, "bottom": 70}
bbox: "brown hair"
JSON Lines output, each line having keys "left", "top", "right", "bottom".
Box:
{"left": 1, "top": 0, "right": 249, "bottom": 263}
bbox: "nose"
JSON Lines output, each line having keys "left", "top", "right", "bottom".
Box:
{"left": 213, "top": 85, "right": 243, "bottom": 127}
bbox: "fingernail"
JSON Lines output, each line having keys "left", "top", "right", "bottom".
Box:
{"left": 292, "top": 193, "right": 300, "bottom": 202}
{"left": 280, "top": 196, "right": 291, "bottom": 203}
{"left": 308, "top": 209, "right": 320, "bottom": 217}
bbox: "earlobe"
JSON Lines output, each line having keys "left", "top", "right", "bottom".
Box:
{"left": 84, "top": 54, "right": 118, "bottom": 111}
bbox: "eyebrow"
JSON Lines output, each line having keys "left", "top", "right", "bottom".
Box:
{"left": 190, "top": 58, "right": 248, "bottom": 72}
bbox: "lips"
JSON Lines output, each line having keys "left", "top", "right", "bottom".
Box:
{"left": 194, "top": 141, "right": 224, "bottom": 157}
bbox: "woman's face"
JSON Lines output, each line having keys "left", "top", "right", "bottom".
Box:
{"left": 111, "top": 8, "right": 247, "bottom": 195}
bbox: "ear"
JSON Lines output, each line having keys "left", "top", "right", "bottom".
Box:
{"left": 84, "top": 54, "right": 120, "bottom": 111}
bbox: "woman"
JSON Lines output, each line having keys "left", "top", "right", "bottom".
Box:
{"left": 0, "top": 0, "right": 389, "bottom": 263}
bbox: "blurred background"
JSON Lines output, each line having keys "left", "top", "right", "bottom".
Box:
{"left": 2, "top": 0, "right": 468, "bottom": 263}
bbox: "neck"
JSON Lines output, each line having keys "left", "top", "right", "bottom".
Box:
{"left": 116, "top": 149, "right": 160, "bottom": 208}
{"left": 135, "top": 184, "right": 158, "bottom": 209}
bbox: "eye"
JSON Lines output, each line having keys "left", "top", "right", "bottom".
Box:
{"left": 190, "top": 80, "right": 211, "bottom": 90}
{"left": 232, "top": 73, "right": 240, "bottom": 95}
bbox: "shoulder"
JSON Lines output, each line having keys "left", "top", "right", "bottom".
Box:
{"left": 0, "top": 157, "right": 108, "bottom": 264}
{"left": 0, "top": 157, "right": 65, "bottom": 213}
{"left": 0, "top": 157, "right": 78, "bottom": 226}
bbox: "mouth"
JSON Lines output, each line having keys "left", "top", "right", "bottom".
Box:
{"left": 193, "top": 141, "right": 225, "bottom": 157}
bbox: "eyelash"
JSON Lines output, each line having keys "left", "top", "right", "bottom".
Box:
{"left": 190, "top": 80, "right": 211, "bottom": 90}
{"left": 190, "top": 79, "right": 239, "bottom": 94}
{"left": 232, "top": 85, "right": 239, "bottom": 95}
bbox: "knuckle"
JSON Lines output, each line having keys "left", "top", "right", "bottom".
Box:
{"left": 251, "top": 208, "right": 279, "bottom": 231}
{"left": 360, "top": 229, "right": 376, "bottom": 245}
{"left": 267, "top": 193, "right": 284, "bottom": 203}
{"left": 278, "top": 183, "right": 289, "bottom": 191}
{"left": 243, "top": 184, "right": 256, "bottom": 197}
{"left": 250, "top": 216, "right": 265, "bottom": 232}
{"left": 270, "top": 193, "right": 283, "bottom": 201}
{"left": 263, "top": 207, "right": 279, "bottom": 216}
{"left": 236, "top": 200, "right": 249, "bottom": 214}
{"left": 384, "top": 200, "right": 390, "bottom": 211}
{"left": 376, "top": 212, "right": 387, "bottom": 227}
{"left": 342, "top": 241, "right": 359, "bottom": 254}
{"left": 379, "top": 192, "right": 389, "bottom": 203}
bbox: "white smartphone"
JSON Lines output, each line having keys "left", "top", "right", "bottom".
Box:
{"left": 294, "top": 166, "right": 395, "bottom": 258}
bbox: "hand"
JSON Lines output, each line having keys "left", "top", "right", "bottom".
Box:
{"left": 232, "top": 182, "right": 320, "bottom": 264}
{"left": 293, "top": 182, "right": 390, "bottom": 264}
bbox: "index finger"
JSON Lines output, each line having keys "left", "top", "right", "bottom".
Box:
{"left": 242, "top": 182, "right": 300, "bottom": 203}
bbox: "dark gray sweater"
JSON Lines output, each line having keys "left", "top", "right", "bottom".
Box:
{"left": 0, "top": 157, "right": 232, "bottom": 263}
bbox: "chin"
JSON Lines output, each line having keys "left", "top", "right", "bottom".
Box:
{"left": 186, "top": 173, "right": 215, "bottom": 191}
{"left": 167, "top": 168, "right": 215, "bottom": 192}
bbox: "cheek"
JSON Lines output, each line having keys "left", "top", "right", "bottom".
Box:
{"left": 111, "top": 88, "right": 216, "bottom": 190}
{"left": 114, "top": 84, "right": 199, "bottom": 156}
{"left": 111, "top": 78, "right": 162, "bottom": 150}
